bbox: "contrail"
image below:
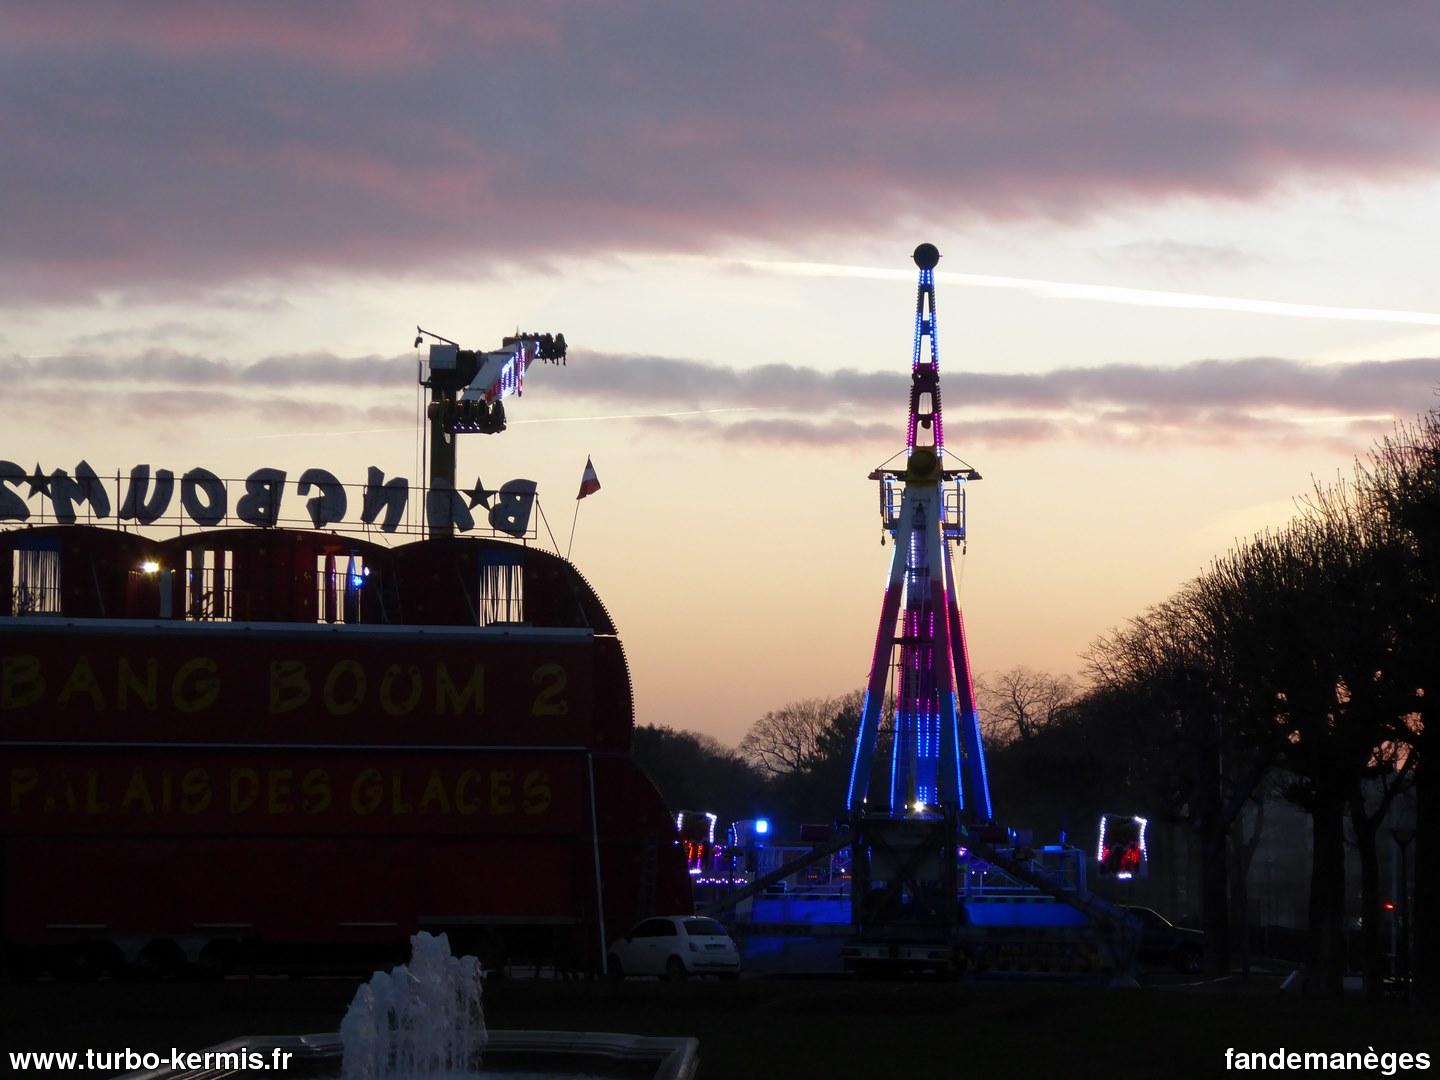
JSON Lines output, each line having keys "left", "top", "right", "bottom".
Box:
{"left": 697, "top": 255, "right": 1440, "bottom": 328}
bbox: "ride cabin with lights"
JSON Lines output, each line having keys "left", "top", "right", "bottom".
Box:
{"left": 704, "top": 246, "right": 1146, "bottom": 978}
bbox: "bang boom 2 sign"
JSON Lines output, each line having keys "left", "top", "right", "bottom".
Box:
{"left": 0, "top": 461, "right": 537, "bottom": 536}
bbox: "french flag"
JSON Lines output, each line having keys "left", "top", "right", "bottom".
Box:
{"left": 576, "top": 456, "right": 601, "bottom": 500}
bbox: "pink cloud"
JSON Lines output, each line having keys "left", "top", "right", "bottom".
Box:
{"left": 0, "top": 3, "right": 558, "bottom": 72}
{"left": 5, "top": 3, "right": 1440, "bottom": 299}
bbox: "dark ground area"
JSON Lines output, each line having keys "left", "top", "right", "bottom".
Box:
{"left": 1, "top": 974, "right": 1435, "bottom": 1080}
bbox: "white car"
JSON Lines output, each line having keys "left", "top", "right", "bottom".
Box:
{"left": 607, "top": 916, "right": 741, "bottom": 981}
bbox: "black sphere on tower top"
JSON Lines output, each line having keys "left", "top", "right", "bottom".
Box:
{"left": 912, "top": 243, "right": 941, "bottom": 270}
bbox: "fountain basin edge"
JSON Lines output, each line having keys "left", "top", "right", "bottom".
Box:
{"left": 119, "top": 1030, "right": 700, "bottom": 1080}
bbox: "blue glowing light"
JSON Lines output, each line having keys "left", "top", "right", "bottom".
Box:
{"left": 755, "top": 818, "right": 770, "bottom": 835}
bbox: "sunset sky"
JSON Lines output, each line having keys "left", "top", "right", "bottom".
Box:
{"left": 6, "top": 3, "right": 1440, "bottom": 746}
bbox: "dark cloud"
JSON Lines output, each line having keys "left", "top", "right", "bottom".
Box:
{"left": 0, "top": 349, "right": 410, "bottom": 388}
{"left": 4, "top": 3, "right": 1440, "bottom": 299}
{"left": 559, "top": 354, "right": 899, "bottom": 408}
{"left": 67, "top": 321, "right": 231, "bottom": 350}
{"left": 5, "top": 345, "right": 1434, "bottom": 448}
{"left": 638, "top": 415, "right": 897, "bottom": 447}
{"left": 561, "top": 352, "right": 1440, "bottom": 419}
{"left": 963, "top": 357, "right": 1440, "bottom": 415}
{"left": 6, "top": 381, "right": 413, "bottom": 439}
{"left": 649, "top": 414, "right": 1064, "bottom": 449}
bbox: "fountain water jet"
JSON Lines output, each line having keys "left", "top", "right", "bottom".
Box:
{"left": 340, "top": 932, "right": 487, "bottom": 1080}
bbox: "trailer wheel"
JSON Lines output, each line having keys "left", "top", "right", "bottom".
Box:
{"left": 195, "top": 940, "right": 240, "bottom": 980}
{"left": 664, "top": 956, "right": 688, "bottom": 982}
{"left": 52, "top": 942, "right": 117, "bottom": 983}
{"left": 129, "top": 939, "right": 186, "bottom": 981}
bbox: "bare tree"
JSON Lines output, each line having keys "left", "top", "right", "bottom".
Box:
{"left": 739, "top": 691, "right": 895, "bottom": 824}
{"left": 1087, "top": 581, "right": 1275, "bottom": 979}
{"left": 632, "top": 724, "right": 768, "bottom": 825}
{"left": 1361, "top": 410, "right": 1440, "bottom": 999}
{"left": 739, "top": 697, "right": 838, "bottom": 778}
{"left": 975, "top": 666, "right": 1077, "bottom": 746}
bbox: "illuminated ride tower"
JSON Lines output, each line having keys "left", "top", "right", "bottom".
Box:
{"left": 842, "top": 244, "right": 993, "bottom": 961}
{"left": 847, "top": 242, "right": 992, "bottom": 823}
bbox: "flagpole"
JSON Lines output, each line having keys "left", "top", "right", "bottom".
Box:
{"left": 569, "top": 455, "right": 599, "bottom": 561}
{"left": 566, "top": 499, "right": 581, "bottom": 561}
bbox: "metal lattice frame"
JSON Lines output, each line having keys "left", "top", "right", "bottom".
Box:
{"left": 847, "top": 245, "right": 992, "bottom": 822}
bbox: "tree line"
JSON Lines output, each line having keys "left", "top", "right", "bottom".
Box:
{"left": 1080, "top": 412, "right": 1435, "bottom": 996}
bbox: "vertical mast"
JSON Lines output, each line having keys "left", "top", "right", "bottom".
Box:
{"left": 847, "top": 244, "right": 992, "bottom": 822}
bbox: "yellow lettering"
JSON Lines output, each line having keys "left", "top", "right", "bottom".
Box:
{"left": 322, "top": 660, "right": 366, "bottom": 716}
{"left": 1, "top": 655, "right": 45, "bottom": 710}
{"left": 301, "top": 769, "right": 331, "bottom": 814}
{"left": 418, "top": 770, "right": 451, "bottom": 815}
{"left": 229, "top": 768, "right": 259, "bottom": 813}
{"left": 117, "top": 657, "right": 158, "bottom": 711}
{"left": 58, "top": 656, "right": 105, "bottom": 710}
{"left": 268, "top": 659, "right": 311, "bottom": 714}
{"left": 436, "top": 663, "right": 485, "bottom": 716}
{"left": 530, "top": 663, "right": 569, "bottom": 717}
{"left": 180, "top": 768, "right": 212, "bottom": 814}
{"left": 391, "top": 771, "right": 413, "bottom": 814}
{"left": 379, "top": 664, "right": 423, "bottom": 717}
{"left": 85, "top": 769, "right": 110, "bottom": 813}
{"left": 522, "top": 769, "right": 552, "bottom": 816}
{"left": 119, "top": 768, "right": 154, "bottom": 814}
{"left": 489, "top": 769, "right": 514, "bottom": 815}
{"left": 456, "top": 770, "right": 480, "bottom": 815}
{"left": 267, "top": 769, "right": 294, "bottom": 814}
{"left": 173, "top": 658, "right": 219, "bottom": 713}
{"left": 351, "top": 769, "right": 382, "bottom": 815}
{"left": 9, "top": 767, "right": 39, "bottom": 810}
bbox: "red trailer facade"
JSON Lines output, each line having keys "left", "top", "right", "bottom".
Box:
{"left": 0, "top": 524, "right": 689, "bottom": 978}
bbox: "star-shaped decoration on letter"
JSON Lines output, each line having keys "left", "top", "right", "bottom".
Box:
{"left": 465, "top": 478, "right": 493, "bottom": 510}
{"left": 26, "top": 463, "right": 51, "bottom": 498}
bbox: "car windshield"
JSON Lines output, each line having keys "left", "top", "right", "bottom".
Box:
{"left": 683, "top": 918, "right": 727, "bottom": 937}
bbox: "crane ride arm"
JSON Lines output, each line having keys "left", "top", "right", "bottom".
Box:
{"left": 416, "top": 327, "right": 567, "bottom": 435}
